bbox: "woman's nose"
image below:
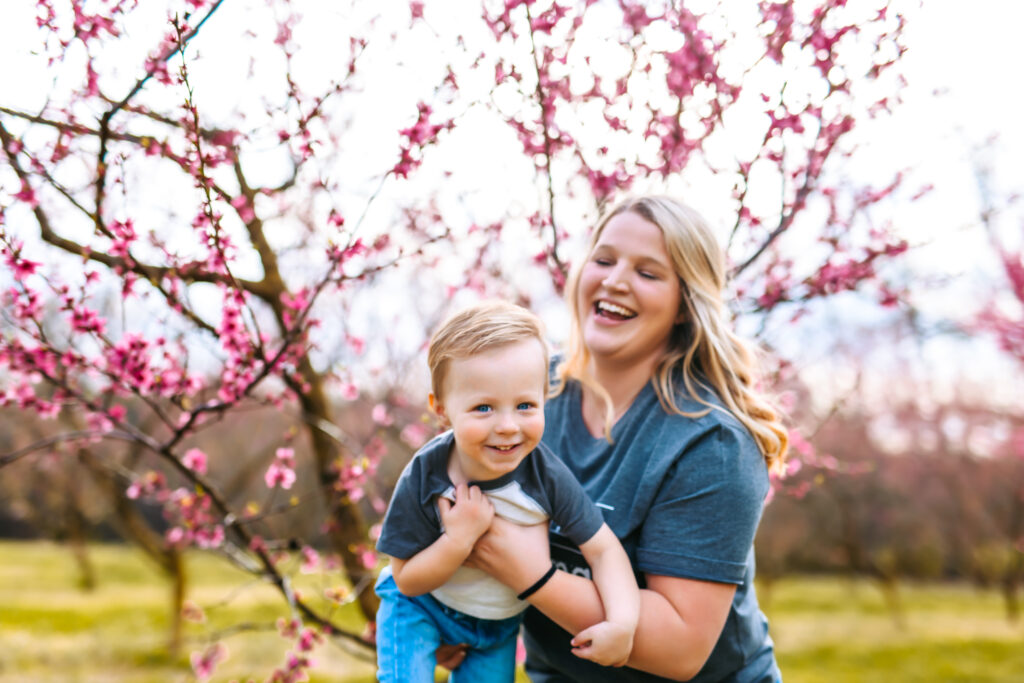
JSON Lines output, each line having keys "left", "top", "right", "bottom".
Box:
{"left": 602, "top": 265, "right": 628, "bottom": 291}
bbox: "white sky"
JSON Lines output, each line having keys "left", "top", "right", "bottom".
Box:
{"left": 2, "top": 1, "right": 1022, "bottom": 408}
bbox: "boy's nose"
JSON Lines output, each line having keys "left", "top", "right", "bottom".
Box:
{"left": 494, "top": 413, "right": 518, "bottom": 433}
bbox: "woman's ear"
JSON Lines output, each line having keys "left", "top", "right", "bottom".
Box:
{"left": 428, "top": 393, "right": 450, "bottom": 427}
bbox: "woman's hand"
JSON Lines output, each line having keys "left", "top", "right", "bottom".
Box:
{"left": 435, "top": 643, "right": 468, "bottom": 672}
{"left": 465, "top": 516, "right": 550, "bottom": 593}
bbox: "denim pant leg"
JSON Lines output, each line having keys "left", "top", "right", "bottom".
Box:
{"left": 428, "top": 601, "right": 521, "bottom": 683}
{"left": 448, "top": 617, "right": 519, "bottom": 683}
{"left": 375, "top": 569, "right": 440, "bottom": 683}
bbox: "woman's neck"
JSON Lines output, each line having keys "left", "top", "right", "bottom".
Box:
{"left": 581, "top": 355, "right": 659, "bottom": 436}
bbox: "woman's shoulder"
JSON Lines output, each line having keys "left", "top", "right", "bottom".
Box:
{"left": 653, "top": 380, "right": 763, "bottom": 461}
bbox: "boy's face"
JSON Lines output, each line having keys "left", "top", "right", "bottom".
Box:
{"left": 430, "top": 338, "right": 547, "bottom": 482}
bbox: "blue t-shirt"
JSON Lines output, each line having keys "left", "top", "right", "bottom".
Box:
{"left": 524, "top": 378, "right": 779, "bottom": 683}
{"left": 376, "top": 430, "right": 606, "bottom": 619}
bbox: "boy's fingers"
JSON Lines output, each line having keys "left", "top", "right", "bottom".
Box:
{"left": 437, "top": 497, "right": 452, "bottom": 516}
{"left": 570, "top": 626, "right": 595, "bottom": 648}
{"left": 570, "top": 643, "right": 596, "bottom": 661}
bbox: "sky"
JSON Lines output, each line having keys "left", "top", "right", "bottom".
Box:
{"left": 1, "top": 0, "right": 1022, "bottom": 408}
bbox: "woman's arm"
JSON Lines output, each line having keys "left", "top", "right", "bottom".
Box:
{"left": 470, "top": 518, "right": 734, "bottom": 681}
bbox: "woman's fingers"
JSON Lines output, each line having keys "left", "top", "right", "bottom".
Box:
{"left": 436, "top": 643, "right": 469, "bottom": 670}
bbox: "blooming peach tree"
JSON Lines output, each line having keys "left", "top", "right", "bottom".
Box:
{"left": 1, "top": 0, "right": 915, "bottom": 677}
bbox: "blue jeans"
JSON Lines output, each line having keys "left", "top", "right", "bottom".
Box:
{"left": 375, "top": 567, "right": 521, "bottom": 682}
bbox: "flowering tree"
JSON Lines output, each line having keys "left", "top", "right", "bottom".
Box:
{"left": 1, "top": 0, "right": 915, "bottom": 677}
{"left": 971, "top": 163, "right": 1024, "bottom": 620}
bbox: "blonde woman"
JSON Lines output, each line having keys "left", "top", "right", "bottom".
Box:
{"left": 463, "top": 196, "right": 788, "bottom": 682}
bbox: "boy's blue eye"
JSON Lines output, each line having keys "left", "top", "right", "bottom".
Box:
{"left": 473, "top": 405, "right": 492, "bottom": 413}
{"left": 517, "top": 402, "right": 535, "bottom": 410}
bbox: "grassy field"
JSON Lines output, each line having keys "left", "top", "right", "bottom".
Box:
{"left": 1, "top": 541, "right": 1022, "bottom": 682}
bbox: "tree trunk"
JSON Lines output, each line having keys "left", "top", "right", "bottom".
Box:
{"left": 298, "top": 358, "right": 379, "bottom": 621}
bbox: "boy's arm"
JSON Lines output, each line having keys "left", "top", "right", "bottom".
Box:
{"left": 573, "top": 523, "right": 640, "bottom": 666}
{"left": 390, "top": 483, "right": 493, "bottom": 596}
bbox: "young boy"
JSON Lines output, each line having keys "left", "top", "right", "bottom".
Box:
{"left": 374, "top": 301, "right": 639, "bottom": 682}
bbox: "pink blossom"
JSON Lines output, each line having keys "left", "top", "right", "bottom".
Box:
{"left": 14, "top": 182, "right": 39, "bottom": 208}
{"left": 190, "top": 643, "right": 228, "bottom": 681}
{"left": 400, "top": 421, "right": 431, "bottom": 448}
{"left": 300, "top": 546, "right": 320, "bottom": 574}
{"left": 265, "top": 461, "right": 296, "bottom": 490}
{"left": 70, "top": 305, "right": 106, "bottom": 334}
{"left": 126, "top": 471, "right": 166, "bottom": 500}
{"left": 788, "top": 429, "right": 815, "bottom": 459}
{"left": 86, "top": 411, "right": 114, "bottom": 433}
{"left": 347, "top": 335, "right": 365, "bottom": 355}
{"left": 230, "top": 194, "right": 256, "bottom": 223}
{"left": 181, "top": 600, "right": 206, "bottom": 623}
{"left": 277, "top": 617, "right": 301, "bottom": 639}
{"left": 85, "top": 62, "right": 100, "bottom": 96}
{"left": 297, "top": 627, "right": 321, "bottom": 652}
{"left": 195, "top": 525, "right": 225, "bottom": 549}
{"left": 276, "top": 447, "right": 295, "bottom": 466}
{"left": 10, "top": 287, "right": 41, "bottom": 319}
{"left": 250, "top": 535, "right": 268, "bottom": 553}
{"left": 166, "top": 526, "right": 186, "bottom": 546}
{"left": 371, "top": 404, "right": 393, "bottom": 426}
{"left": 3, "top": 247, "right": 41, "bottom": 280}
{"left": 182, "top": 448, "right": 208, "bottom": 475}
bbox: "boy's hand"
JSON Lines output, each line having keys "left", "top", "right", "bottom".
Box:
{"left": 437, "top": 484, "right": 494, "bottom": 550}
{"left": 570, "top": 620, "right": 635, "bottom": 667}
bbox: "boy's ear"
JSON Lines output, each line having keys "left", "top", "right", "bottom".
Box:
{"left": 428, "top": 393, "right": 450, "bottom": 427}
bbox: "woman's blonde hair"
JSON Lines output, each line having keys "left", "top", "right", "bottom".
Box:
{"left": 556, "top": 196, "right": 789, "bottom": 473}
{"left": 428, "top": 300, "right": 549, "bottom": 400}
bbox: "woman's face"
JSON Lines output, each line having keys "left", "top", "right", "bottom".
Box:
{"left": 576, "top": 211, "right": 684, "bottom": 369}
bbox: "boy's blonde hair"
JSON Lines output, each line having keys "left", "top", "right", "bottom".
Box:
{"left": 556, "top": 195, "right": 789, "bottom": 474}
{"left": 428, "top": 301, "right": 549, "bottom": 400}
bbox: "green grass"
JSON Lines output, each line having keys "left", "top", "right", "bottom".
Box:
{"left": 1, "top": 541, "right": 1022, "bottom": 681}
{"left": 0, "top": 540, "right": 376, "bottom": 682}
{"left": 761, "top": 576, "right": 1024, "bottom": 682}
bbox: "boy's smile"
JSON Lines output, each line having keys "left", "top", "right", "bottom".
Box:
{"left": 429, "top": 338, "right": 547, "bottom": 483}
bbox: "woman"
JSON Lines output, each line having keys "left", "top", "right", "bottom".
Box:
{"left": 468, "top": 196, "right": 788, "bottom": 681}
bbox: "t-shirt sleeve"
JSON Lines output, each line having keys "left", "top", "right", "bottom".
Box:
{"left": 536, "top": 445, "right": 606, "bottom": 547}
{"left": 637, "top": 425, "right": 769, "bottom": 584}
{"left": 375, "top": 458, "right": 440, "bottom": 560}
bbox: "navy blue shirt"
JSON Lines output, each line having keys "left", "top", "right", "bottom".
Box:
{"left": 524, "top": 378, "right": 779, "bottom": 683}
{"left": 376, "top": 430, "right": 606, "bottom": 619}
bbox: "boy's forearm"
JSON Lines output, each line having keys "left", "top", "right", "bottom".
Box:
{"left": 590, "top": 551, "right": 639, "bottom": 629}
{"left": 585, "top": 535, "right": 640, "bottom": 630}
{"left": 391, "top": 534, "right": 474, "bottom": 596}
